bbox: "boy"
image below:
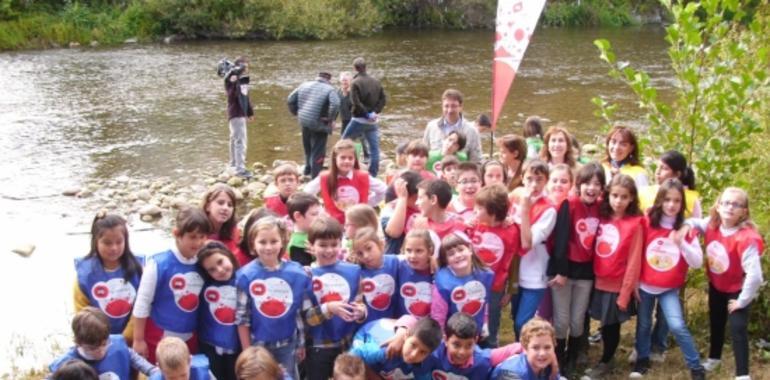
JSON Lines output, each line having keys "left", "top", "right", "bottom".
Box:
{"left": 427, "top": 131, "right": 468, "bottom": 175}
{"left": 333, "top": 354, "right": 366, "bottom": 380}
{"left": 49, "top": 307, "right": 157, "bottom": 379}
{"left": 286, "top": 192, "right": 321, "bottom": 266}
{"left": 470, "top": 184, "right": 522, "bottom": 348}
{"left": 491, "top": 318, "right": 560, "bottom": 380}
{"left": 383, "top": 170, "right": 424, "bottom": 254}
{"left": 413, "top": 179, "right": 465, "bottom": 254}
{"left": 303, "top": 216, "right": 368, "bottom": 380}
{"left": 133, "top": 207, "right": 212, "bottom": 363}
{"left": 448, "top": 162, "right": 481, "bottom": 223}
{"left": 150, "top": 336, "right": 213, "bottom": 379}
{"left": 438, "top": 155, "right": 461, "bottom": 189}
{"left": 263, "top": 163, "right": 300, "bottom": 218}
{"left": 404, "top": 140, "right": 435, "bottom": 180}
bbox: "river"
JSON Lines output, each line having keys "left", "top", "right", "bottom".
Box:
{"left": 0, "top": 26, "right": 671, "bottom": 373}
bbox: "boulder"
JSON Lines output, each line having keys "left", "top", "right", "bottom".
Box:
{"left": 89, "top": 40, "right": 99, "bottom": 47}
{"left": 159, "top": 185, "right": 175, "bottom": 194}
{"left": 227, "top": 176, "right": 244, "bottom": 187}
{"left": 259, "top": 175, "right": 273, "bottom": 184}
{"left": 204, "top": 177, "right": 217, "bottom": 185}
{"left": 139, "top": 204, "right": 162, "bottom": 217}
{"left": 136, "top": 189, "right": 152, "bottom": 201}
{"left": 253, "top": 162, "right": 267, "bottom": 170}
{"left": 76, "top": 189, "right": 93, "bottom": 198}
{"left": 141, "top": 214, "right": 155, "bottom": 222}
{"left": 12, "top": 244, "right": 35, "bottom": 257}
{"left": 68, "top": 41, "right": 80, "bottom": 48}
{"left": 217, "top": 173, "right": 230, "bottom": 182}
{"left": 62, "top": 187, "right": 81, "bottom": 196}
{"left": 233, "top": 189, "right": 244, "bottom": 201}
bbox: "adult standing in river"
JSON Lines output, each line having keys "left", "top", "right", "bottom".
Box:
{"left": 225, "top": 56, "right": 254, "bottom": 178}
{"left": 341, "top": 57, "right": 387, "bottom": 177}
{"left": 288, "top": 72, "right": 341, "bottom": 178}
{"left": 423, "top": 89, "right": 482, "bottom": 163}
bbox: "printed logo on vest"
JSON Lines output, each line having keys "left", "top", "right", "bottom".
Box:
{"left": 169, "top": 272, "right": 204, "bottom": 312}
{"left": 646, "top": 238, "right": 680, "bottom": 272}
{"left": 471, "top": 231, "right": 504, "bottom": 266}
{"left": 706, "top": 241, "right": 730, "bottom": 274}
{"left": 432, "top": 370, "right": 468, "bottom": 380}
{"left": 362, "top": 273, "right": 396, "bottom": 311}
{"left": 595, "top": 223, "right": 620, "bottom": 258}
{"left": 204, "top": 285, "right": 237, "bottom": 324}
{"left": 450, "top": 280, "right": 486, "bottom": 316}
{"left": 400, "top": 281, "right": 432, "bottom": 317}
{"left": 249, "top": 278, "right": 294, "bottom": 318}
{"left": 90, "top": 278, "right": 136, "bottom": 318}
{"left": 576, "top": 217, "right": 600, "bottom": 250}
{"left": 335, "top": 185, "right": 361, "bottom": 211}
{"left": 381, "top": 367, "right": 414, "bottom": 380}
{"left": 312, "top": 273, "right": 352, "bottom": 304}
{"left": 98, "top": 372, "right": 119, "bottom": 380}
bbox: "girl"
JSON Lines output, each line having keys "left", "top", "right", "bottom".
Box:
{"left": 585, "top": 174, "right": 643, "bottom": 378}
{"left": 631, "top": 179, "right": 705, "bottom": 379}
{"left": 235, "top": 217, "right": 311, "bottom": 380}
{"left": 202, "top": 183, "right": 240, "bottom": 254}
{"left": 546, "top": 163, "right": 605, "bottom": 376}
{"left": 197, "top": 241, "right": 241, "bottom": 380}
{"left": 546, "top": 164, "right": 573, "bottom": 207}
{"left": 497, "top": 134, "right": 527, "bottom": 190}
{"left": 687, "top": 187, "right": 764, "bottom": 380}
{"left": 397, "top": 229, "right": 435, "bottom": 318}
{"left": 74, "top": 212, "right": 143, "bottom": 340}
{"left": 235, "top": 346, "right": 288, "bottom": 380}
{"left": 235, "top": 207, "right": 277, "bottom": 266}
{"left": 431, "top": 232, "right": 493, "bottom": 335}
{"left": 343, "top": 204, "right": 380, "bottom": 262}
{"left": 540, "top": 125, "right": 577, "bottom": 172}
{"left": 602, "top": 125, "right": 649, "bottom": 190}
{"left": 481, "top": 160, "right": 509, "bottom": 187}
{"left": 352, "top": 227, "right": 399, "bottom": 323}
{"left": 304, "top": 139, "right": 387, "bottom": 224}
{"left": 524, "top": 116, "right": 544, "bottom": 161}
{"left": 639, "top": 150, "right": 701, "bottom": 217}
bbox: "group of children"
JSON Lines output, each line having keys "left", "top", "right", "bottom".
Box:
{"left": 49, "top": 120, "right": 764, "bottom": 380}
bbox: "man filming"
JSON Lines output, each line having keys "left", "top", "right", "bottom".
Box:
{"left": 224, "top": 56, "right": 254, "bottom": 178}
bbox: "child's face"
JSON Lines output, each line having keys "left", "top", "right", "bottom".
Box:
{"left": 416, "top": 189, "right": 436, "bottom": 216}
{"left": 175, "top": 230, "right": 208, "bottom": 259}
{"left": 336, "top": 149, "right": 357, "bottom": 174}
{"left": 655, "top": 160, "right": 676, "bottom": 185}
{"left": 547, "top": 169, "right": 572, "bottom": 200}
{"left": 202, "top": 252, "right": 234, "bottom": 282}
{"left": 254, "top": 227, "right": 283, "bottom": 265}
{"left": 717, "top": 190, "right": 747, "bottom": 228}
{"left": 608, "top": 132, "right": 633, "bottom": 162}
{"left": 97, "top": 226, "right": 125, "bottom": 269}
{"left": 483, "top": 165, "right": 504, "bottom": 186}
{"left": 445, "top": 335, "right": 475, "bottom": 366}
{"left": 160, "top": 362, "right": 190, "bottom": 380}
{"left": 441, "top": 165, "right": 458, "bottom": 186}
{"left": 205, "top": 192, "right": 234, "bottom": 227}
{"left": 523, "top": 170, "right": 547, "bottom": 194}
{"left": 547, "top": 132, "right": 569, "bottom": 161}
{"left": 524, "top": 335, "right": 555, "bottom": 373}
{"left": 579, "top": 176, "right": 603, "bottom": 204}
{"left": 661, "top": 188, "right": 683, "bottom": 218}
{"left": 499, "top": 146, "right": 519, "bottom": 167}
{"left": 276, "top": 174, "right": 299, "bottom": 197}
{"left": 402, "top": 335, "right": 433, "bottom": 364}
{"left": 608, "top": 185, "right": 633, "bottom": 217}
{"left": 456, "top": 171, "right": 480, "bottom": 201}
{"left": 311, "top": 238, "right": 341, "bottom": 266}
{"left": 78, "top": 340, "right": 109, "bottom": 361}
{"left": 442, "top": 134, "right": 460, "bottom": 155}
{"left": 445, "top": 244, "right": 472, "bottom": 273}
{"left": 407, "top": 153, "right": 427, "bottom": 171}
{"left": 354, "top": 239, "right": 383, "bottom": 269}
{"left": 474, "top": 204, "right": 494, "bottom": 225}
{"left": 404, "top": 237, "right": 431, "bottom": 271}
{"left": 294, "top": 205, "right": 321, "bottom": 231}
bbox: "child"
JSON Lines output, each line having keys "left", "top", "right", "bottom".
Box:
{"left": 414, "top": 179, "right": 466, "bottom": 250}
{"left": 236, "top": 217, "right": 311, "bottom": 380}
{"left": 235, "top": 346, "right": 288, "bottom": 380}
{"left": 584, "top": 174, "right": 643, "bottom": 378}
{"left": 303, "top": 216, "right": 368, "bottom": 380}
{"left": 342, "top": 204, "right": 379, "bottom": 262}
{"left": 49, "top": 307, "right": 157, "bottom": 379}
{"left": 352, "top": 227, "right": 399, "bottom": 322}
{"left": 431, "top": 233, "right": 493, "bottom": 334}
{"left": 263, "top": 163, "right": 300, "bottom": 218}
{"left": 196, "top": 241, "right": 241, "bottom": 380}
{"left": 540, "top": 124, "right": 577, "bottom": 171}
{"left": 201, "top": 183, "right": 240, "bottom": 254}
{"left": 481, "top": 160, "right": 508, "bottom": 187}
{"left": 602, "top": 125, "right": 649, "bottom": 190}
{"left": 151, "top": 336, "right": 213, "bottom": 379}
{"left": 498, "top": 134, "right": 527, "bottom": 190}
{"left": 546, "top": 163, "right": 605, "bottom": 376}
{"left": 74, "top": 213, "right": 143, "bottom": 340}
{"left": 524, "top": 116, "right": 544, "bottom": 160}
{"left": 438, "top": 155, "right": 461, "bottom": 188}
{"left": 304, "top": 139, "right": 387, "bottom": 224}
{"left": 631, "top": 179, "right": 706, "bottom": 380}
{"left": 286, "top": 192, "right": 321, "bottom": 266}
{"left": 133, "top": 207, "right": 212, "bottom": 363}
{"left": 546, "top": 163, "right": 573, "bottom": 207}
{"left": 448, "top": 162, "right": 481, "bottom": 223}
{"left": 491, "top": 317, "right": 560, "bottom": 380}
{"left": 50, "top": 359, "right": 98, "bottom": 380}
{"left": 470, "top": 184, "right": 522, "bottom": 347}
{"left": 404, "top": 139, "right": 436, "bottom": 180}
{"left": 512, "top": 160, "right": 557, "bottom": 338}
{"left": 686, "top": 187, "right": 764, "bottom": 380}
{"left": 639, "top": 150, "right": 701, "bottom": 217}
{"left": 333, "top": 353, "right": 366, "bottom": 380}
{"left": 427, "top": 131, "right": 468, "bottom": 175}
{"left": 385, "top": 141, "right": 410, "bottom": 185}
{"left": 476, "top": 113, "right": 493, "bottom": 133}
{"left": 383, "top": 170, "right": 424, "bottom": 253}
{"left": 397, "top": 229, "right": 435, "bottom": 318}
{"left": 235, "top": 207, "right": 277, "bottom": 266}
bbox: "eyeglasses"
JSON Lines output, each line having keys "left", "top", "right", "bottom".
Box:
{"left": 720, "top": 200, "right": 746, "bottom": 209}
{"left": 458, "top": 179, "right": 479, "bottom": 185}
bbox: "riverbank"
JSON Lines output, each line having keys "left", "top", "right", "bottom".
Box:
{"left": 0, "top": 0, "right": 666, "bottom": 51}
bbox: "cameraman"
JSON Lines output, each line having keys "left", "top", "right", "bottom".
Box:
{"left": 225, "top": 56, "right": 254, "bottom": 178}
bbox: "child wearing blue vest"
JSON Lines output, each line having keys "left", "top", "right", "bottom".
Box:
{"left": 49, "top": 307, "right": 158, "bottom": 379}
{"left": 196, "top": 241, "right": 241, "bottom": 380}
{"left": 302, "top": 216, "right": 368, "bottom": 380}
{"left": 351, "top": 227, "right": 399, "bottom": 323}
{"left": 397, "top": 229, "right": 435, "bottom": 318}
{"left": 74, "top": 213, "right": 144, "bottom": 342}
{"left": 150, "top": 337, "right": 214, "bottom": 380}
{"left": 133, "top": 208, "right": 212, "bottom": 363}
{"left": 236, "top": 216, "right": 311, "bottom": 380}
{"left": 492, "top": 317, "right": 560, "bottom": 380}
{"left": 49, "top": 359, "right": 98, "bottom": 380}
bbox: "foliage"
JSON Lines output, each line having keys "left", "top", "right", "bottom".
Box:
{"left": 542, "top": 0, "right": 661, "bottom": 27}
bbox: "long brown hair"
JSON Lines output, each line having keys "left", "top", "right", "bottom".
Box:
{"left": 599, "top": 174, "right": 641, "bottom": 218}
{"left": 540, "top": 124, "right": 577, "bottom": 169}
{"left": 201, "top": 183, "right": 238, "bottom": 241}
{"left": 326, "top": 139, "right": 360, "bottom": 199}
{"left": 438, "top": 232, "right": 486, "bottom": 272}
{"left": 603, "top": 125, "right": 641, "bottom": 166}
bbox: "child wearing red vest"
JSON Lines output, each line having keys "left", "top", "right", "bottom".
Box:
{"left": 686, "top": 187, "right": 764, "bottom": 380}
{"left": 263, "top": 163, "right": 300, "bottom": 218}
{"left": 303, "top": 139, "right": 386, "bottom": 225}
{"left": 413, "top": 179, "right": 466, "bottom": 256}
{"left": 632, "top": 179, "right": 706, "bottom": 379}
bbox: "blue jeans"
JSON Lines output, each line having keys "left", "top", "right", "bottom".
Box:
{"left": 265, "top": 339, "right": 299, "bottom": 380}
{"left": 341, "top": 119, "right": 380, "bottom": 177}
{"left": 651, "top": 302, "right": 669, "bottom": 352}
{"left": 635, "top": 288, "right": 703, "bottom": 370}
{"left": 513, "top": 287, "right": 546, "bottom": 339}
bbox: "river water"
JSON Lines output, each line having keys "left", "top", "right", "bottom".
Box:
{"left": 0, "top": 27, "right": 671, "bottom": 373}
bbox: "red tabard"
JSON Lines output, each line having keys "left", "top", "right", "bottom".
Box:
{"left": 511, "top": 196, "right": 555, "bottom": 254}
{"left": 319, "top": 170, "right": 370, "bottom": 224}
{"left": 640, "top": 218, "right": 691, "bottom": 289}
{"left": 704, "top": 226, "right": 764, "bottom": 293}
{"left": 469, "top": 223, "right": 521, "bottom": 292}
{"left": 263, "top": 195, "right": 288, "bottom": 217}
{"left": 593, "top": 215, "right": 644, "bottom": 280}
{"left": 567, "top": 196, "right": 601, "bottom": 263}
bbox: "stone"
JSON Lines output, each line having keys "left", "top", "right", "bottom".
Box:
{"left": 150, "top": 181, "right": 164, "bottom": 190}
{"left": 126, "top": 192, "right": 138, "bottom": 202}
{"left": 233, "top": 189, "right": 244, "bottom": 201}
{"left": 513, "top": 121, "right": 522, "bottom": 127}
{"left": 170, "top": 197, "right": 188, "bottom": 209}
{"left": 68, "top": 41, "right": 80, "bottom": 48}
{"left": 62, "top": 187, "right": 81, "bottom": 196}
{"left": 139, "top": 204, "right": 162, "bottom": 217}
{"left": 517, "top": 113, "right": 524, "bottom": 118}
{"left": 569, "top": 119, "right": 579, "bottom": 124}
{"left": 116, "top": 175, "right": 130, "bottom": 183}
{"left": 12, "top": 244, "right": 35, "bottom": 257}
{"left": 217, "top": 173, "right": 230, "bottom": 182}
{"left": 104, "top": 201, "right": 118, "bottom": 209}
{"left": 159, "top": 185, "right": 175, "bottom": 194}
{"left": 89, "top": 40, "right": 99, "bottom": 47}
{"left": 253, "top": 162, "right": 267, "bottom": 170}
{"left": 76, "top": 189, "right": 93, "bottom": 198}
{"left": 259, "top": 175, "right": 273, "bottom": 184}
{"left": 163, "top": 35, "right": 180, "bottom": 44}
{"left": 246, "top": 182, "right": 266, "bottom": 196}
{"left": 541, "top": 118, "right": 552, "bottom": 123}
{"left": 204, "top": 177, "right": 217, "bottom": 185}
{"left": 136, "top": 189, "right": 152, "bottom": 201}
{"left": 270, "top": 160, "right": 297, "bottom": 169}
{"left": 227, "top": 176, "right": 244, "bottom": 187}
{"left": 141, "top": 214, "right": 155, "bottom": 222}
{"left": 124, "top": 38, "right": 138, "bottom": 44}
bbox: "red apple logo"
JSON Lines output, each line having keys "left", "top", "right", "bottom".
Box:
{"left": 477, "top": 249, "right": 497, "bottom": 265}
{"left": 402, "top": 284, "right": 416, "bottom": 297}
{"left": 104, "top": 299, "right": 131, "bottom": 317}
{"left": 205, "top": 289, "right": 220, "bottom": 303}
{"left": 177, "top": 293, "right": 199, "bottom": 311}
{"left": 259, "top": 298, "right": 287, "bottom": 317}
{"left": 321, "top": 292, "right": 343, "bottom": 304}
{"left": 462, "top": 300, "right": 482, "bottom": 315}
{"left": 251, "top": 282, "right": 266, "bottom": 296}
{"left": 408, "top": 301, "right": 431, "bottom": 317}
{"left": 92, "top": 284, "right": 109, "bottom": 299}
{"left": 171, "top": 277, "right": 186, "bottom": 290}
{"left": 313, "top": 279, "right": 323, "bottom": 292}
{"left": 371, "top": 293, "right": 391, "bottom": 310}
{"left": 214, "top": 307, "right": 235, "bottom": 324}
{"left": 452, "top": 289, "right": 466, "bottom": 302}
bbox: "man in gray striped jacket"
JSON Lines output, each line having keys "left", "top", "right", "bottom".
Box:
{"left": 288, "top": 72, "right": 341, "bottom": 178}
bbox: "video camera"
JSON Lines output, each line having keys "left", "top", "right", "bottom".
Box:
{"left": 216, "top": 58, "right": 246, "bottom": 78}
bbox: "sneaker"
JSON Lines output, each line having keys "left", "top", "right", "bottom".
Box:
{"left": 629, "top": 358, "right": 650, "bottom": 379}
{"left": 588, "top": 331, "right": 602, "bottom": 344}
{"left": 627, "top": 348, "right": 638, "bottom": 364}
{"left": 690, "top": 369, "right": 706, "bottom": 380}
{"left": 584, "top": 362, "right": 612, "bottom": 379}
{"left": 236, "top": 169, "right": 253, "bottom": 179}
{"left": 702, "top": 358, "right": 721, "bottom": 372}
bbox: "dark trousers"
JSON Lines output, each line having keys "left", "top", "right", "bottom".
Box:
{"left": 708, "top": 285, "right": 750, "bottom": 376}
{"left": 600, "top": 323, "right": 621, "bottom": 363}
{"left": 306, "top": 346, "right": 343, "bottom": 380}
{"left": 302, "top": 127, "right": 328, "bottom": 178}
{"left": 199, "top": 341, "right": 239, "bottom": 380}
